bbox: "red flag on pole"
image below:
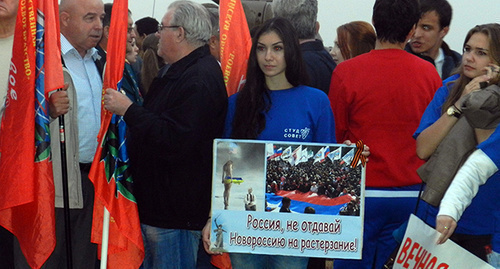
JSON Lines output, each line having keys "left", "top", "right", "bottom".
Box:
{"left": 88, "top": 0, "right": 144, "bottom": 267}
{"left": 211, "top": 1, "right": 252, "bottom": 267}
{"left": 219, "top": 0, "right": 252, "bottom": 96}
{"left": 0, "top": 0, "right": 64, "bottom": 267}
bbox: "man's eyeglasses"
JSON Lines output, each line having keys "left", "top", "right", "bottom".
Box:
{"left": 158, "top": 24, "right": 181, "bottom": 32}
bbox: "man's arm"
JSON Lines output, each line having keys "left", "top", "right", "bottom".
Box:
{"left": 123, "top": 79, "right": 226, "bottom": 154}
{"left": 103, "top": 88, "right": 132, "bottom": 116}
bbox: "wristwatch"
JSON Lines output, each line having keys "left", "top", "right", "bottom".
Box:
{"left": 446, "top": 105, "right": 462, "bottom": 118}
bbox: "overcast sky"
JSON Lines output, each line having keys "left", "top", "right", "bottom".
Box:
{"left": 104, "top": 0, "right": 499, "bottom": 53}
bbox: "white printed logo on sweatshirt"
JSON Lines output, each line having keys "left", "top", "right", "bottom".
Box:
{"left": 283, "top": 127, "right": 310, "bottom": 140}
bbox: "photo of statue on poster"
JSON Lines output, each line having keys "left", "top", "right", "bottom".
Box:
{"left": 210, "top": 139, "right": 366, "bottom": 259}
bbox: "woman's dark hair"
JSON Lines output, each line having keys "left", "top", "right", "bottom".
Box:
{"left": 140, "top": 33, "right": 164, "bottom": 95}
{"left": 231, "top": 17, "right": 308, "bottom": 139}
{"left": 135, "top": 17, "right": 159, "bottom": 36}
{"left": 442, "top": 23, "right": 500, "bottom": 113}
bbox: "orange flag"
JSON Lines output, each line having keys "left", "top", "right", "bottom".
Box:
{"left": 0, "top": 0, "right": 64, "bottom": 267}
{"left": 219, "top": 0, "right": 252, "bottom": 96}
{"left": 88, "top": 0, "right": 144, "bottom": 267}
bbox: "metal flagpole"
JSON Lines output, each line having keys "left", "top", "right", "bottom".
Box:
{"left": 58, "top": 114, "right": 74, "bottom": 269}
{"left": 152, "top": 0, "right": 156, "bottom": 17}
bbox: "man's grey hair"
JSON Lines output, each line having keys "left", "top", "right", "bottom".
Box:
{"left": 272, "top": 0, "right": 317, "bottom": 39}
{"left": 202, "top": 3, "right": 219, "bottom": 38}
{"left": 168, "top": 0, "right": 212, "bottom": 47}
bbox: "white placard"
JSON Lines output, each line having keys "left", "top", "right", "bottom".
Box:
{"left": 394, "top": 214, "right": 494, "bottom": 269}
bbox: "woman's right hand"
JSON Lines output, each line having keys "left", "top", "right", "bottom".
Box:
{"left": 457, "top": 64, "right": 500, "bottom": 107}
{"left": 436, "top": 215, "right": 457, "bottom": 244}
{"left": 458, "top": 75, "right": 489, "bottom": 107}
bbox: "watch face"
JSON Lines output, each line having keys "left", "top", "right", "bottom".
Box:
{"left": 446, "top": 106, "right": 460, "bottom": 117}
{"left": 447, "top": 106, "right": 454, "bottom": 116}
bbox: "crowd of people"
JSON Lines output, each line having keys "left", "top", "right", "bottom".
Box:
{"left": 266, "top": 157, "right": 361, "bottom": 202}
{"left": 0, "top": 0, "right": 499, "bottom": 268}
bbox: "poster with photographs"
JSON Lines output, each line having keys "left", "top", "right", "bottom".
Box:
{"left": 209, "top": 139, "right": 365, "bottom": 259}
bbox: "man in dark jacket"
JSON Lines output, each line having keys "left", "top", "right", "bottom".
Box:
{"left": 103, "top": 1, "right": 227, "bottom": 268}
{"left": 405, "top": 0, "right": 461, "bottom": 80}
{"left": 272, "top": 0, "right": 336, "bottom": 95}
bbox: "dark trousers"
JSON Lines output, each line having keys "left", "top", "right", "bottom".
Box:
{"left": 451, "top": 233, "right": 492, "bottom": 262}
{"left": 0, "top": 226, "right": 14, "bottom": 269}
{"left": 14, "top": 166, "right": 98, "bottom": 269}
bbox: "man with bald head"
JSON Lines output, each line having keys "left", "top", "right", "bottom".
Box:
{"left": 15, "top": 0, "right": 105, "bottom": 268}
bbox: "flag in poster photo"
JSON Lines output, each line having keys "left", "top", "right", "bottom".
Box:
{"left": 328, "top": 147, "right": 342, "bottom": 162}
{"left": 341, "top": 148, "right": 355, "bottom": 165}
{"left": 313, "top": 147, "right": 325, "bottom": 163}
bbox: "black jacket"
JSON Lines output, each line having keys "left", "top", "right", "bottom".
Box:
{"left": 405, "top": 42, "right": 461, "bottom": 80}
{"left": 124, "top": 45, "right": 228, "bottom": 230}
{"left": 301, "top": 40, "right": 337, "bottom": 94}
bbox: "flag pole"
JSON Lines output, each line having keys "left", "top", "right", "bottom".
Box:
{"left": 100, "top": 207, "right": 110, "bottom": 268}
{"left": 58, "top": 114, "right": 74, "bottom": 269}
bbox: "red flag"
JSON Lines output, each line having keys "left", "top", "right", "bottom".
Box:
{"left": 211, "top": 253, "right": 232, "bottom": 269}
{"left": 88, "top": 0, "right": 144, "bottom": 267}
{"left": 42, "top": 0, "right": 64, "bottom": 92}
{"left": 219, "top": 0, "right": 252, "bottom": 96}
{"left": 0, "top": 0, "right": 63, "bottom": 267}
